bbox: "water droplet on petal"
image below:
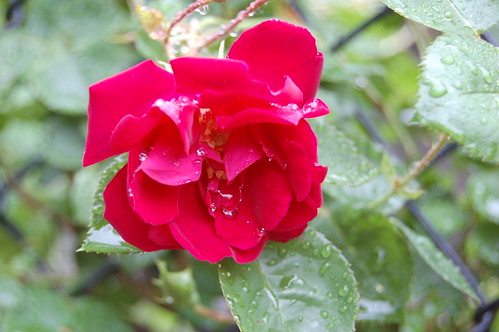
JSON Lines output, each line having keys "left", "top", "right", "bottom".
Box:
{"left": 138, "top": 152, "right": 148, "bottom": 162}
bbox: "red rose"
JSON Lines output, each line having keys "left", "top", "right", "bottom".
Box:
{"left": 83, "top": 20, "right": 328, "bottom": 263}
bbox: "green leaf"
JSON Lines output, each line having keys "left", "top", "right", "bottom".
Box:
{"left": 80, "top": 155, "right": 141, "bottom": 254}
{"left": 311, "top": 119, "right": 379, "bottom": 186}
{"left": 391, "top": 218, "right": 479, "bottom": 301}
{"left": 381, "top": 0, "right": 499, "bottom": 34}
{"left": 415, "top": 33, "right": 499, "bottom": 163}
{"left": 467, "top": 169, "right": 499, "bottom": 224}
{"left": 313, "top": 211, "right": 412, "bottom": 323}
{"left": 218, "top": 228, "right": 358, "bottom": 332}
{"left": 42, "top": 116, "right": 86, "bottom": 170}
{"left": 466, "top": 221, "right": 499, "bottom": 267}
{"left": 0, "top": 279, "right": 133, "bottom": 332}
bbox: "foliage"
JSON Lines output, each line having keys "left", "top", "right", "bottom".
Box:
{"left": 0, "top": 0, "right": 498, "bottom": 331}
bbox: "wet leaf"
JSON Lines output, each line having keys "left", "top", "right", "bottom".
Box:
{"left": 415, "top": 34, "right": 499, "bottom": 163}
{"left": 219, "top": 228, "right": 358, "bottom": 332}
{"left": 467, "top": 169, "right": 499, "bottom": 224}
{"left": 312, "top": 119, "right": 379, "bottom": 186}
{"left": 80, "top": 155, "right": 141, "bottom": 254}
{"left": 381, "top": 0, "right": 499, "bottom": 34}
{"left": 391, "top": 219, "right": 479, "bottom": 301}
{"left": 313, "top": 211, "right": 412, "bottom": 323}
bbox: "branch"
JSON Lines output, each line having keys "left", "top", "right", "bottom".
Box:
{"left": 188, "top": 0, "right": 272, "bottom": 55}
{"left": 331, "top": 6, "right": 393, "bottom": 52}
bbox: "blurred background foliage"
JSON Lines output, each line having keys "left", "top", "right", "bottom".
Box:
{"left": 0, "top": 0, "right": 497, "bottom": 331}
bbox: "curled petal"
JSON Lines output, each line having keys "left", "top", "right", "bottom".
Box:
{"left": 230, "top": 237, "right": 268, "bottom": 264}
{"left": 228, "top": 20, "right": 323, "bottom": 103}
{"left": 268, "top": 225, "right": 307, "bottom": 243}
{"left": 111, "top": 106, "right": 165, "bottom": 153}
{"left": 169, "top": 183, "right": 231, "bottom": 263}
{"left": 84, "top": 60, "right": 174, "bottom": 166}
{"left": 171, "top": 57, "right": 303, "bottom": 105}
{"left": 103, "top": 166, "right": 180, "bottom": 251}
{"left": 224, "top": 128, "right": 263, "bottom": 182}
{"left": 245, "top": 161, "right": 293, "bottom": 231}
{"left": 217, "top": 107, "right": 302, "bottom": 131}
{"left": 129, "top": 170, "right": 179, "bottom": 226}
{"left": 272, "top": 197, "right": 318, "bottom": 233}
{"left": 140, "top": 129, "right": 203, "bottom": 186}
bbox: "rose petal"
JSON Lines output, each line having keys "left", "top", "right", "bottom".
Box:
{"left": 84, "top": 60, "right": 174, "bottom": 166}
{"left": 268, "top": 225, "right": 307, "bottom": 243}
{"left": 224, "top": 128, "right": 263, "bottom": 182}
{"left": 272, "top": 197, "right": 318, "bottom": 233}
{"left": 301, "top": 98, "right": 330, "bottom": 118}
{"left": 148, "top": 225, "right": 182, "bottom": 249}
{"left": 141, "top": 129, "right": 203, "bottom": 186}
{"left": 103, "top": 165, "right": 179, "bottom": 251}
{"left": 130, "top": 170, "right": 179, "bottom": 225}
{"left": 111, "top": 106, "right": 165, "bottom": 153}
{"left": 227, "top": 20, "right": 323, "bottom": 103}
{"left": 281, "top": 141, "right": 312, "bottom": 201}
{"left": 245, "top": 160, "right": 293, "bottom": 231}
{"left": 217, "top": 107, "right": 302, "bottom": 131}
{"left": 171, "top": 57, "right": 303, "bottom": 105}
{"left": 169, "top": 183, "right": 231, "bottom": 263}
{"left": 230, "top": 236, "right": 269, "bottom": 264}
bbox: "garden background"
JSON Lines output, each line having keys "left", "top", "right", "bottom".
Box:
{"left": 0, "top": 0, "right": 498, "bottom": 331}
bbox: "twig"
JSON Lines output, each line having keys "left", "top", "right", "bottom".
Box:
{"left": 188, "top": 0, "right": 272, "bottom": 56}
{"left": 406, "top": 200, "right": 485, "bottom": 304}
{"left": 5, "top": 0, "right": 26, "bottom": 29}
{"left": 481, "top": 31, "right": 498, "bottom": 47}
{"left": 331, "top": 6, "right": 392, "bottom": 52}
{"left": 395, "top": 133, "right": 449, "bottom": 189}
{"left": 164, "top": 0, "right": 214, "bottom": 59}
{"left": 69, "top": 258, "right": 119, "bottom": 296}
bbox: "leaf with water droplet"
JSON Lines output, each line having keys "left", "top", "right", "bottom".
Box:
{"left": 390, "top": 218, "right": 479, "bottom": 301}
{"left": 312, "top": 210, "right": 412, "bottom": 323}
{"left": 416, "top": 33, "right": 499, "bottom": 163}
{"left": 218, "top": 228, "right": 358, "bottom": 331}
{"left": 381, "top": 0, "right": 499, "bottom": 34}
{"left": 310, "top": 120, "right": 380, "bottom": 186}
{"left": 467, "top": 170, "right": 499, "bottom": 224}
{"left": 80, "top": 155, "right": 142, "bottom": 254}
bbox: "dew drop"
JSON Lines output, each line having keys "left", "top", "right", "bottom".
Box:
{"left": 222, "top": 208, "right": 237, "bottom": 219}
{"left": 308, "top": 229, "right": 316, "bottom": 237}
{"left": 444, "top": 11, "right": 453, "bottom": 18}
{"left": 327, "top": 323, "right": 335, "bottom": 330}
{"left": 266, "top": 258, "right": 277, "bottom": 267}
{"left": 320, "top": 310, "right": 330, "bottom": 319}
{"left": 165, "top": 296, "right": 174, "bottom": 304}
{"left": 298, "top": 316, "right": 304, "bottom": 322}
{"left": 319, "top": 262, "right": 331, "bottom": 277}
{"left": 302, "top": 241, "right": 312, "bottom": 249}
{"left": 338, "top": 285, "right": 349, "bottom": 297}
{"left": 440, "top": 55, "right": 455, "bottom": 64}
{"left": 138, "top": 152, "right": 148, "bottom": 162}
{"left": 196, "top": 4, "right": 209, "bottom": 15}
{"left": 321, "top": 245, "right": 333, "bottom": 258}
{"left": 429, "top": 81, "right": 448, "bottom": 98}
{"left": 326, "top": 292, "right": 334, "bottom": 298}
{"left": 339, "top": 305, "right": 348, "bottom": 313}
{"left": 277, "top": 248, "right": 288, "bottom": 257}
